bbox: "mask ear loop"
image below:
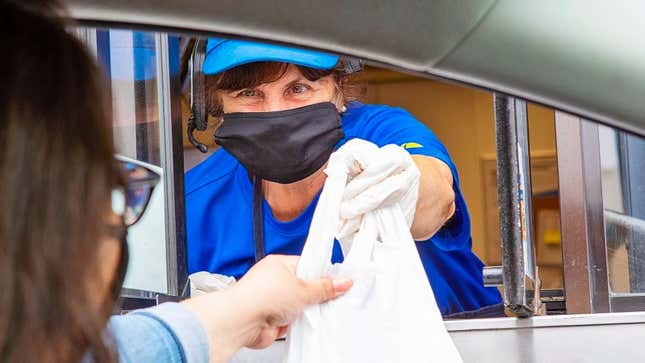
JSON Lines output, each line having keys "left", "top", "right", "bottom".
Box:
{"left": 337, "top": 57, "right": 362, "bottom": 113}
{"left": 334, "top": 79, "right": 347, "bottom": 113}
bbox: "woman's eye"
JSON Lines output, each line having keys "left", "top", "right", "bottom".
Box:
{"left": 237, "top": 89, "right": 259, "bottom": 97}
{"left": 289, "top": 84, "right": 310, "bottom": 95}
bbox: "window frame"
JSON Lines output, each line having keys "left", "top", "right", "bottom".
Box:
{"left": 77, "top": 22, "right": 645, "bottom": 316}
{"left": 76, "top": 27, "right": 188, "bottom": 306}
{"left": 556, "top": 113, "right": 645, "bottom": 313}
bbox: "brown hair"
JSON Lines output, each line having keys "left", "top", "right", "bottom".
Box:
{"left": 205, "top": 61, "right": 366, "bottom": 118}
{"left": 0, "top": 1, "right": 121, "bottom": 362}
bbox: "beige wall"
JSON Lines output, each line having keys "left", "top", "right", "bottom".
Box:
{"left": 364, "top": 77, "right": 557, "bottom": 263}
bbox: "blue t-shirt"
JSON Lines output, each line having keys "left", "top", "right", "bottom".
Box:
{"left": 185, "top": 102, "right": 501, "bottom": 315}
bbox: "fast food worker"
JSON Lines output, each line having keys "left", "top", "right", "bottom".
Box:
{"left": 184, "top": 38, "right": 502, "bottom": 317}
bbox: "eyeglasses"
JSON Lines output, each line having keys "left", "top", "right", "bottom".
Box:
{"left": 112, "top": 157, "right": 161, "bottom": 227}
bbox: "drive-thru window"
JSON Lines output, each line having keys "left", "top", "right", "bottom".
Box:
{"left": 70, "top": 6, "right": 645, "bottom": 357}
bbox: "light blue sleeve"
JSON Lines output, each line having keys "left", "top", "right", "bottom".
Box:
{"left": 108, "top": 302, "right": 210, "bottom": 363}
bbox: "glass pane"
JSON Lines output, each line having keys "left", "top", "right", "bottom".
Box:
{"left": 98, "top": 29, "right": 168, "bottom": 294}
{"left": 600, "top": 125, "right": 645, "bottom": 295}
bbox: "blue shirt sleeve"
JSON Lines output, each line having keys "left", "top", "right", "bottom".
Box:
{"left": 347, "top": 104, "right": 471, "bottom": 251}
{"left": 108, "top": 303, "right": 210, "bottom": 363}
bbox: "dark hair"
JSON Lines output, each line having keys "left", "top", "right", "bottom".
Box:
{"left": 0, "top": 1, "right": 121, "bottom": 362}
{"left": 205, "top": 61, "right": 366, "bottom": 117}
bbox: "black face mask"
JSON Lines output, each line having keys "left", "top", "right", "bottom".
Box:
{"left": 214, "top": 102, "right": 344, "bottom": 184}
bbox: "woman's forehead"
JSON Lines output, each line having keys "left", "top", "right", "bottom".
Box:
{"left": 209, "top": 59, "right": 337, "bottom": 94}
{"left": 223, "top": 63, "right": 332, "bottom": 92}
{"left": 254, "top": 65, "right": 307, "bottom": 87}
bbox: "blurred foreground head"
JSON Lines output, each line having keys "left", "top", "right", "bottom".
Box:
{"left": 0, "top": 1, "right": 121, "bottom": 362}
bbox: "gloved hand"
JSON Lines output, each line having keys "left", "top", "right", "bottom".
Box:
{"left": 330, "top": 139, "right": 420, "bottom": 250}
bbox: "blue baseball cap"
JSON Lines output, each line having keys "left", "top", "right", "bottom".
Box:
{"left": 202, "top": 38, "right": 340, "bottom": 75}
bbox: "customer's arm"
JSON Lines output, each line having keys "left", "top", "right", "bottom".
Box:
{"left": 182, "top": 255, "right": 352, "bottom": 363}
{"left": 109, "top": 255, "right": 352, "bottom": 363}
{"left": 108, "top": 302, "right": 210, "bottom": 363}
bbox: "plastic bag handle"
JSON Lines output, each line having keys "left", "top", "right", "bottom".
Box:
{"left": 296, "top": 164, "right": 348, "bottom": 280}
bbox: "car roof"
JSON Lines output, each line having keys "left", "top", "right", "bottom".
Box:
{"left": 68, "top": 0, "right": 645, "bottom": 136}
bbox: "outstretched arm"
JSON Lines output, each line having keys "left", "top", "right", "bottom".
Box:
{"left": 410, "top": 155, "right": 456, "bottom": 241}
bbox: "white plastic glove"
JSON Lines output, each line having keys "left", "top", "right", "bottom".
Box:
{"left": 331, "top": 139, "right": 420, "bottom": 252}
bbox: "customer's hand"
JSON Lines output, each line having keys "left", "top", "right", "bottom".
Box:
{"left": 182, "top": 255, "right": 352, "bottom": 363}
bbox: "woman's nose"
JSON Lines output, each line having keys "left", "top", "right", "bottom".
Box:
{"left": 263, "top": 97, "right": 287, "bottom": 112}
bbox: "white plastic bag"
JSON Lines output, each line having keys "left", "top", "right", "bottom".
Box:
{"left": 188, "top": 271, "right": 236, "bottom": 297}
{"left": 284, "top": 139, "right": 463, "bottom": 363}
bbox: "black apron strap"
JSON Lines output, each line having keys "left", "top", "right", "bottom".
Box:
{"left": 252, "top": 175, "right": 266, "bottom": 263}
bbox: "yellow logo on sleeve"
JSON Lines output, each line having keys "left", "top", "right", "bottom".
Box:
{"left": 400, "top": 142, "right": 424, "bottom": 150}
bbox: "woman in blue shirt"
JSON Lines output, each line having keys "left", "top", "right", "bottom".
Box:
{"left": 0, "top": 2, "right": 351, "bottom": 362}
{"left": 185, "top": 38, "right": 502, "bottom": 317}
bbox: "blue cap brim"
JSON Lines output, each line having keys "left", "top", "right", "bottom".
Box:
{"left": 203, "top": 38, "right": 339, "bottom": 75}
